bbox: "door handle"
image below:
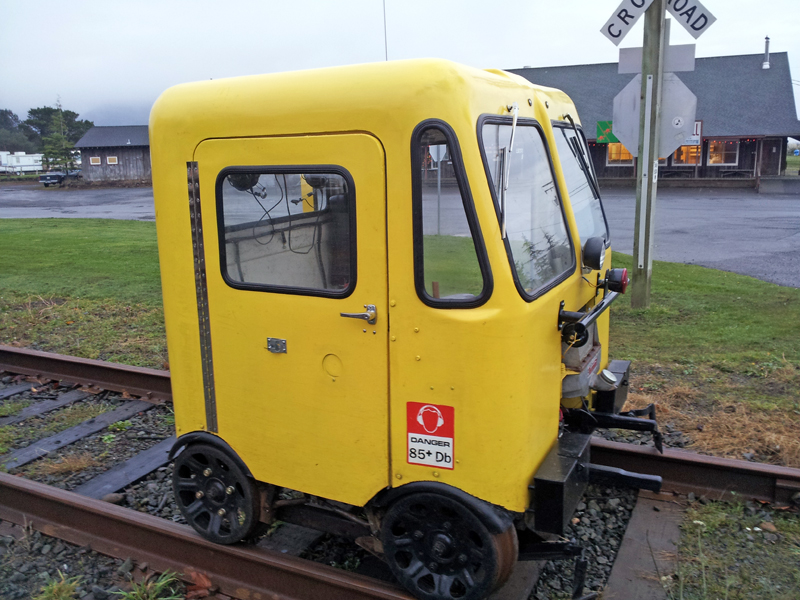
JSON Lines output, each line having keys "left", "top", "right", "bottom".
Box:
{"left": 340, "top": 304, "right": 377, "bottom": 325}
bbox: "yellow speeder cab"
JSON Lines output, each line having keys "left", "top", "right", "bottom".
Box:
{"left": 150, "top": 59, "right": 661, "bottom": 600}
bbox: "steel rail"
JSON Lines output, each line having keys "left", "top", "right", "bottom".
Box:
{"left": 2, "top": 346, "right": 800, "bottom": 503}
{"left": 1, "top": 346, "right": 800, "bottom": 598}
{"left": 590, "top": 437, "right": 800, "bottom": 504}
{"left": 0, "top": 472, "right": 411, "bottom": 600}
{"left": 0, "top": 345, "right": 171, "bottom": 403}
{"left": 3, "top": 346, "right": 800, "bottom": 500}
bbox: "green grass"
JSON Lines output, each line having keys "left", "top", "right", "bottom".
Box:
{"left": 33, "top": 572, "right": 82, "bottom": 600}
{"left": 0, "top": 401, "right": 110, "bottom": 454}
{"left": 422, "top": 234, "right": 485, "bottom": 297}
{"left": 0, "top": 219, "right": 162, "bottom": 304}
{"left": 669, "top": 502, "right": 800, "bottom": 600}
{"left": 0, "top": 219, "right": 166, "bottom": 367}
{"left": 0, "top": 398, "right": 31, "bottom": 417}
{"left": 786, "top": 153, "right": 800, "bottom": 175}
{"left": 610, "top": 252, "right": 800, "bottom": 365}
{"left": 609, "top": 252, "right": 800, "bottom": 413}
{"left": 0, "top": 219, "right": 798, "bottom": 409}
{"left": 0, "top": 174, "right": 40, "bottom": 181}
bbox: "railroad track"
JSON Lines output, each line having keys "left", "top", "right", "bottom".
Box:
{"left": 1, "top": 344, "right": 799, "bottom": 600}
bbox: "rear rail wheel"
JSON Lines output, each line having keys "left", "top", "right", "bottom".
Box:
{"left": 172, "top": 443, "right": 261, "bottom": 544}
{"left": 381, "top": 492, "right": 517, "bottom": 600}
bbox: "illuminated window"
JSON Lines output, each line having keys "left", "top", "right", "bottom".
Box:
{"left": 107, "top": 156, "right": 118, "bottom": 165}
{"left": 90, "top": 157, "right": 101, "bottom": 166}
{"left": 707, "top": 141, "right": 739, "bottom": 166}
{"left": 606, "top": 143, "right": 634, "bottom": 166}
{"left": 673, "top": 145, "right": 701, "bottom": 165}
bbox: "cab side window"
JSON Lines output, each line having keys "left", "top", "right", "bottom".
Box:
{"left": 412, "top": 122, "right": 491, "bottom": 307}
{"left": 216, "top": 168, "right": 355, "bottom": 297}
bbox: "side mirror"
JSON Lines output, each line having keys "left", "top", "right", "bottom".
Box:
{"left": 582, "top": 236, "right": 605, "bottom": 271}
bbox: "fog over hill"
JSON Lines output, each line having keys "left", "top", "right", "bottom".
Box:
{"left": 81, "top": 104, "right": 154, "bottom": 128}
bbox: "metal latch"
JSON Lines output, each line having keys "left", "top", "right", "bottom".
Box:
{"left": 340, "top": 304, "right": 377, "bottom": 325}
{"left": 267, "top": 338, "right": 287, "bottom": 354}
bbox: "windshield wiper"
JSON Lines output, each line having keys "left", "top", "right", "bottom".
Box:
{"left": 563, "top": 114, "right": 601, "bottom": 201}
{"left": 499, "top": 102, "right": 519, "bottom": 239}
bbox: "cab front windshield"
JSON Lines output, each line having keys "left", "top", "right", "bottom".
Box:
{"left": 481, "top": 121, "right": 574, "bottom": 298}
{"left": 552, "top": 125, "right": 609, "bottom": 244}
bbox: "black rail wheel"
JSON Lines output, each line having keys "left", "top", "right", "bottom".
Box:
{"left": 172, "top": 443, "right": 261, "bottom": 545}
{"left": 381, "top": 493, "right": 517, "bottom": 600}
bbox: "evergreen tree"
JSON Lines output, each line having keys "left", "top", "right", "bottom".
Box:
{"left": 0, "top": 109, "right": 37, "bottom": 153}
{"left": 41, "top": 104, "right": 75, "bottom": 173}
{"left": 21, "top": 103, "right": 93, "bottom": 151}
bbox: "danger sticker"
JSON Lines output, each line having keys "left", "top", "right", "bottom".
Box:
{"left": 407, "top": 402, "right": 454, "bottom": 469}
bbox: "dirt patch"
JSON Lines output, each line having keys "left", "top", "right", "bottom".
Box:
{"left": 623, "top": 362, "right": 800, "bottom": 467}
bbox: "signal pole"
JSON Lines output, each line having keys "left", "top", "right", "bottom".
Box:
{"left": 631, "top": 0, "right": 667, "bottom": 308}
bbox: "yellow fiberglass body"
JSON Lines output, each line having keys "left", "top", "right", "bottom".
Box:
{"left": 149, "top": 59, "right": 611, "bottom": 514}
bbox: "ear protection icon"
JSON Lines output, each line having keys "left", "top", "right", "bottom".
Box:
{"left": 417, "top": 405, "right": 445, "bottom": 434}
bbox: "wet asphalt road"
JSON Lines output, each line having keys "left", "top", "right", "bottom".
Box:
{"left": 600, "top": 187, "right": 800, "bottom": 288}
{"left": 1, "top": 183, "right": 798, "bottom": 287}
{"left": 0, "top": 183, "right": 155, "bottom": 221}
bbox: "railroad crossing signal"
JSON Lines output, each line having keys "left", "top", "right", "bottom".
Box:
{"left": 601, "top": 0, "right": 716, "bottom": 43}
{"left": 600, "top": 0, "right": 715, "bottom": 308}
{"left": 612, "top": 72, "right": 697, "bottom": 159}
{"left": 666, "top": 0, "right": 716, "bottom": 39}
{"left": 601, "top": 0, "right": 656, "bottom": 46}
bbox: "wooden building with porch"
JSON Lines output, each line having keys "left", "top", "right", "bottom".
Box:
{"left": 74, "top": 126, "right": 150, "bottom": 183}
{"left": 510, "top": 47, "right": 800, "bottom": 184}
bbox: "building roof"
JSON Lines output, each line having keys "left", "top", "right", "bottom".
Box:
{"left": 75, "top": 125, "right": 149, "bottom": 148}
{"left": 509, "top": 52, "right": 800, "bottom": 139}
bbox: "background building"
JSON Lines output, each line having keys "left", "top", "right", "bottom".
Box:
{"left": 511, "top": 48, "right": 800, "bottom": 184}
{"left": 74, "top": 125, "right": 150, "bottom": 183}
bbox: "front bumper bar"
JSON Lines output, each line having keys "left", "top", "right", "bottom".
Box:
{"left": 529, "top": 432, "right": 662, "bottom": 536}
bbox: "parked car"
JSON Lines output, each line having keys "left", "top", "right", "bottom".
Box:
{"left": 39, "top": 169, "right": 82, "bottom": 187}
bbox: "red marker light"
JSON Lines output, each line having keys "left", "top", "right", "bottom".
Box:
{"left": 606, "top": 268, "right": 629, "bottom": 294}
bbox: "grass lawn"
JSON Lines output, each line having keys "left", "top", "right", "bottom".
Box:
{"left": 611, "top": 252, "right": 800, "bottom": 467}
{"left": 785, "top": 152, "right": 800, "bottom": 175}
{"left": 0, "top": 219, "right": 166, "bottom": 368}
{"left": 422, "top": 234, "right": 484, "bottom": 297}
{"left": 1, "top": 218, "right": 798, "bottom": 464}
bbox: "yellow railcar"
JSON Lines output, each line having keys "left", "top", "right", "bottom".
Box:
{"left": 150, "top": 59, "right": 660, "bottom": 600}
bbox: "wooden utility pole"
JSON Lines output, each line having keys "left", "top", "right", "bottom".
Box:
{"left": 631, "top": 0, "right": 667, "bottom": 308}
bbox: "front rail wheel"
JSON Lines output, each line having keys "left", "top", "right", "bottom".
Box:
{"left": 381, "top": 493, "right": 517, "bottom": 600}
{"left": 172, "top": 443, "right": 261, "bottom": 544}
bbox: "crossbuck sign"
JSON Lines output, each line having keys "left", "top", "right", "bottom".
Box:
{"left": 666, "top": 0, "right": 716, "bottom": 39}
{"left": 601, "top": 0, "right": 656, "bottom": 46}
{"left": 602, "top": 0, "right": 716, "bottom": 44}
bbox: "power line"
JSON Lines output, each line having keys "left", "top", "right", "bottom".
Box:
{"left": 383, "top": 0, "right": 388, "bottom": 62}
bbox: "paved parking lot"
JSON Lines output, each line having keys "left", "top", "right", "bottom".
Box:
{"left": 600, "top": 187, "right": 800, "bottom": 288}
{"left": 1, "top": 183, "right": 798, "bottom": 287}
{"left": 0, "top": 183, "right": 155, "bottom": 220}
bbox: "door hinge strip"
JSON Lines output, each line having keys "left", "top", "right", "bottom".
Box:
{"left": 187, "top": 161, "right": 218, "bottom": 432}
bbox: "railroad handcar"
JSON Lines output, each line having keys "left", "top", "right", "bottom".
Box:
{"left": 150, "top": 59, "right": 661, "bottom": 600}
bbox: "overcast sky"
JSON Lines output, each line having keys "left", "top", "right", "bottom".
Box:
{"left": 2, "top": 0, "right": 798, "bottom": 126}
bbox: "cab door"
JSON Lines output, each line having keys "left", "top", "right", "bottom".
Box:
{"left": 195, "top": 134, "right": 388, "bottom": 506}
